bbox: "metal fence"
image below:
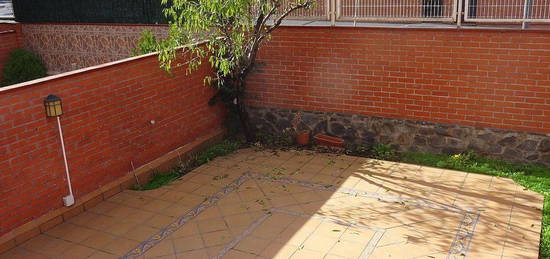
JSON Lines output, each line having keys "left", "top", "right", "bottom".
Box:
{"left": 0, "top": 0, "right": 14, "bottom": 19}
{"left": 337, "top": 0, "right": 457, "bottom": 22}
{"left": 282, "top": 0, "right": 331, "bottom": 20}
{"left": 464, "top": 0, "right": 550, "bottom": 23}
{"left": 281, "top": 0, "right": 550, "bottom": 26}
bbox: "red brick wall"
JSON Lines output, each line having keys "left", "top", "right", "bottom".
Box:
{"left": 0, "top": 52, "right": 224, "bottom": 235}
{"left": 247, "top": 26, "right": 550, "bottom": 134}
{"left": 0, "top": 23, "right": 22, "bottom": 84}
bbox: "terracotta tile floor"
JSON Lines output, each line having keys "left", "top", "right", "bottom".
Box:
{"left": 1, "top": 148, "right": 544, "bottom": 259}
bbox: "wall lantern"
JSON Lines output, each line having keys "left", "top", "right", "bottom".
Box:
{"left": 44, "top": 95, "right": 75, "bottom": 207}
{"left": 44, "top": 95, "right": 63, "bottom": 117}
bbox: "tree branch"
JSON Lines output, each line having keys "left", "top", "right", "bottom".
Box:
{"left": 266, "top": 0, "right": 313, "bottom": 35}
{"left": 242, "top": 0, "right": 313, "bottom": 77}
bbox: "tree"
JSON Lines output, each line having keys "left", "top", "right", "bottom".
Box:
{"left": 156, "top": 0, "right": 313, "bottom": 141}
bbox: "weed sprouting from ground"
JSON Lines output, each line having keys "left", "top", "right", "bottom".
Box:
{"left": 133, "top": 140, "right": 241, "bottom": 191}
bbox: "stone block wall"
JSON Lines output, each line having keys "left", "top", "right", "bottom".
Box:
{"left": 249, "top": 106, "right": 550, "bottom": 166}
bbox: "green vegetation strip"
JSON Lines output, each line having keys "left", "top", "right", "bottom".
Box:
{"left": 133, "top": 140, "right": 240, "bottom": 191}
{"left": 399, "top": 151, "right": 549, "bottom": 258}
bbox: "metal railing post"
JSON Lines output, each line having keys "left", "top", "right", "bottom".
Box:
{"left": 458, "top": 0, "right": 464, "bottom": 28}
{"left": 353, "top": 0, "right": 358, "bottom": 26}
{"left": 522, "top": 0, "right": 532, "bottom": 29}
{"left": 331, "top": 0, "right": 337, "bottom": 26}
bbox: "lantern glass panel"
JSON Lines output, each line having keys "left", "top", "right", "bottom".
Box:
{"left": 44, "top": 95, "right": 63, "bottom": 117}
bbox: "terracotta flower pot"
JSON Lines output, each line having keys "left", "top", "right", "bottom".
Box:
{"left": 296, "top": 131, "right": 310, "bottom": 146}
{"left": 314, "top": 134, "right": 345, "bottom": 148}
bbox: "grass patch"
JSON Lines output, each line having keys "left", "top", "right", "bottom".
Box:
{"left": 133, "top": 140, "right": 241, "bottom": 191}
{"left": 400, "top": 151, "right": 550, "bottom": 258}
{"left": 136, "top": 169, "right": 180, "bottom": 191}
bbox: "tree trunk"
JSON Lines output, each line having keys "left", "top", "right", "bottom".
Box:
{"left": 230, "top": 77, "right": 254, "bottom": 142}
{"left": 236, "top": 94, "right": 254, "bottom": 142}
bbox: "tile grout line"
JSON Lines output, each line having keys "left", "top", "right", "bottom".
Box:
{"left": 358, "top": 230, "right": 385, "bottom": 259}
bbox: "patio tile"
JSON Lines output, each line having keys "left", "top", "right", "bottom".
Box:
{"left": 234, "top": 236, "right": 271, "bottom": 255}
{"left": 197, "top": 217, "right": 227, "bottom": 233}
{"left": 87, "top": 250, "right": 117, "bottom": 259}
{"left": 122, "top": 225, "right": 162, "bottom": 241}
{"left": 100, "top": 237, "right": 139, "bottom": 256}
{"left": 80, "top": 231, "right": 117, "bottom": 250}
{"left": 188, "top": 173, "right": 218, "bottom": 185}
{"left": 161, "top": 203, "right": 194, "bottom": 217}
{"left": 145, "top": 214, "right": 177, "bottom": 228}
{"left": 158, "top": 190, "right": 190, "bottom": 202}
{"left": 0, "top": 247, "right": 49, "bottom": 259}
{"left": 302, "top": 235, "right": 337, "bottom": 253}
{"left": 59, "top": 244, "right": 96, "bottom": 258}
{"left": 141, "top": 199, "right": 173, "bottom": 212}
{"left": 68, "top": 211, "right": 100, "bottom": 225}
{"left": 148, "top": 254, "right": 177, "bottom": 259}
{"left": 313, "top": 222, "right": 347, "bottom": 238}
{"left": 103, "top": 220, "right": 140, "bottom": 236}
{"left": 340, "top": 227, "right": 376, "bottom": 243}
{"left": 291, "top": 248, "right": 325, "bottom": 258}
{"left": 205, "top": 245, "right": 225, "bottom": 257}
{"left": 223, "top": 213, "right": 255, "bottom": 228}
{"left": 193, "top": 185, "right": 221, "bottom": 197}
{"left": 329, "top": 240, "right": 366, "bottom": 258}
{"left": 88, "top": 201, "right": 119, "bottom": 214}
{"left": 143, "top": 239, "right": 175, "bottom": 258}
{"left": 170, "top": 181, "right": 202, "bottom": 193}
{"left": 172, "top": 235, "right": 205, "bottom": 253}
{"left": 464, "top": 252, "right": 503, "bottom": 259}
{"left": 223, "top": 249, "right": 256, "bottom": 259}
{"left": 175, "top": 249, "right": 210, "bottom": 259}
{"left": 83, "top": 214, "right": 121, "bottom": 231}
{"left": 269, "top": 194, "right": 299, "bottom": 208}
{"left": 502, "top": 244, "right": 540, "bottom": 258}
{"left": 139, "top": 188, "right": 171, "bottom": 199}
{"left": 20, "top": 234, "right": 73, "bottom": 256}
{"left": 202, "top": 230, "right": 233, "bottom": 247}
{"left": 171, "top": 222, "right": 200, "bottom": 238}
{"left": 1, "top": 149, "right": 544, "bottom": 259}
{"left": 45, "top": 222, "right": 97, "bottom": 243}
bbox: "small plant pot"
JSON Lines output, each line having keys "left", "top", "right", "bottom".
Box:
{"left": 296, "top": 131, "right": 310, "bottom": 146}
{"left": 314, "top": 134, "right": 345, "bottom": 148}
